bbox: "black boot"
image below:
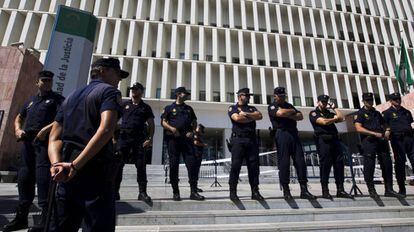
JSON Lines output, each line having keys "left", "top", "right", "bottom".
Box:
{"left": 336, "top": 184, "right": 353, "bottom": 199}
{"left": 190, "top": 185, "right": 205, "bottom": 201}
{"left": 196, "top": 187, "right": 203, "bottom": 193}
{"left": 282, "top": 184, "right": 293, "bottom": 200}
{"left": 138, "top": 183, "right": 152, "bottom": 203}
{"left": 384, "top": 182, "right": 404, "bottom": 198}
{"left": 251, "top": 186, "right": 264, "bottom": 201}
{"left": 398, "top": 180, "right": 407, "bottom": 197}
{"left": 300, "top": 183, "right": 316, "bottom": 200}
{"left": 3, "top": 205, "right": 29, "bottom": 232}
{"left": 229, "top": 184, "right": 239, "bottom": 201}
{"left": 367, "top": 184, "right": 379, "bottom": 199}
{"left": 321, "top": 184, "right": 333, "bottom": 200}
{"left": 28, "top": 207, "right": 47, "bottom": 232}
{"left": 172, "top": 184, "right": 181, "bottom": 201}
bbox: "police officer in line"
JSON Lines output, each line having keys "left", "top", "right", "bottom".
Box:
{"left": 354, "top": 92, "right": 402, "bottom": 198}
{"left": 193, "top": 123, "right": 207, "bottom": 193}
{"left": 114, "top": 82, "right": 154, "bottom": 203}
{"left": 228, "top": 88, "right": 264, "bottom": 201}
{"left": 383, "top": 92, "right": 414, "bottom": 197}
{"left": 309, "top": 95, "right": 352, "bottom": 199}
{"left": 3, "top": 71, "right": 65, "bottom": 232}
{"left": 268, "top": 87, "right": 315, "bottom": 200}
{"left": 161, "top": 87, "right": 205, "bottom": 201}
{"left": 48, "top": 58, "right": 126, "bottom": 231}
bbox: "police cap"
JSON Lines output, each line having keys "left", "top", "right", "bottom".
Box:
{"left": 92, "top": 57, "right": 129, "bottom": 79}
{"left": 273, "top": 87, "right": 286, "bottom": 96}
{"left": 389, "top": 92, "right": 401, "bottom": 100}
{"left": 38, "top": 70, "right": 54, "bottom": 80}
{"left": 317, "top": 94, "right": 330, "bottom": 102}
{"left": 128, "top": 82, "right": 144, "bottom": 91}
{"left": 174, "top": 86, "right": 190, "bottom": 95}
{"left": 236, "top": 88, "right": 253, "bottom": 96}
{"left": 362, "top": 92, "right": 374, "bottom": 101}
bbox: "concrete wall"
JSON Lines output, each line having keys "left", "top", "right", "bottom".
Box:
{"left": 0, "top": 46, "right": 42, "bottom": 170}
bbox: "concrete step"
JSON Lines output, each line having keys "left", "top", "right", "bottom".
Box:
{"left": 114, "top": 218, "right": 414, "bottom": 232}
{"left": 115, "top": 205, "right": 414, "bottom": 225}
{"left": 115, "top": 196, "right": 414, "bottom": 212}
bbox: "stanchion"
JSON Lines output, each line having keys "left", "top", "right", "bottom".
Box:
{"left": 211, "top": 131, "right": 222, "bottom": 187}
{"left": 341, "top": 142, "right": 363, "bottom": 196}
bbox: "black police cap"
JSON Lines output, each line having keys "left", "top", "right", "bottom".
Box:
{"left": 317, "top": 94, "right": 330, "bottom": 102}
{"left": 274, "top": 87, "right": 286, "bottom": 95}
{"left": 38, "top": 70, "right": 54, "bottom": 79}
{"left": 236, "top": 88, "right": 253, "bottom": 95}
{"left": 92, "top": 57, "right": 129, "bottom": 79}
{"left": 389, "top": 92, "right": 401, "bottom": 100}
{"left": 362, "top": 92, "right": 374, "bottom": 101}
{"left": 128, "top": 82, "right": 144, "bottom": 91}
{"left": 174, "top": 86, "right": 190, "bottom": 95}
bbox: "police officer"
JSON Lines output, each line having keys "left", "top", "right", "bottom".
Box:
{"left": 193, "top": 123, "right": 207, "bottom": 193}
{"left": 114, "top": 82, "right": 154, "bottom": 203}
{"left": 161, "top": 87, "right": 205, "bottom": 201}
{"left": 354, "top": 92, "right": 401, "bottom": 198}
{"left": 48, "top": 58, "right": 126, "bottom": 231}
{"left": 268, "top": 87, "right": 315, "bottom": 200}
{"left": 309, "top": 95, "right": 352, "bottom": 199}
{"left": 228, "top": 88, "right": 264, "bottom": 201}
{"left": 383, "top": 92, "right": 414, "bottom": 197}
{"left": 3, "top": 71, "right": 64, "bottom": 232}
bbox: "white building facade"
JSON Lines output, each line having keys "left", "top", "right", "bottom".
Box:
{"left": 1, "top": 0, "right": 414, "bottom": 164}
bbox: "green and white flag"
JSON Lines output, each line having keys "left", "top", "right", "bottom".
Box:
{"left": 395, "top": 39, "right": 413, "bottom": 94}
{"left": 44, "top": 6, "right": 97, "bottom": 97}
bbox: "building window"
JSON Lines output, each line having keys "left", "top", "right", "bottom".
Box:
{"left": 267, "top": 95, "right": 273, "bottom": 104}
{"left": 151, "top": 51, "right": 156, "bottom": 57}
{"left": 270, "top": 60, "right": 278, "bottom": 67}
{"left": 213, "top": 91, "right": 220, "bottom": 102}
{"left": 156, "top": 88, "right": 161, "bottom": 99}
{"left": 170, "top": 89, "right": 176, "bottom": 99}
{"left": 258, "top": 59, "right": 265, "bottom": 66}
{"left": 259, "top": 28, "right": 266, "bottom": 32}
{"left": 232, "top": 57, "right": 240, "bottom": 63}
{"left": 293, "top": 97, "right": 301, "bottom": 106}
{"left": 206, "top": 55, "right": 213, "bottom": 61}
{"left": 307, "top": 64, "right": 315, "bottom": 70}
{"left": 137, "top": 50, "right": 141, "bottom": 56}
{"left": 319, "top": 65, "right": 326, "bottom": 71}
{"left": 305, "top": 97, "right": 314, "bottom": 107}
{"left": 226, "top": 92, "right": 235, "bottom": 102}
{"left": 193, "top": 54, "right": 199, "bottom": 60}
{"left": 223, "top": 24, "right": 229, "bottom": 28}
{"left": 330, "top": 98, "right": 338, "bottom": 106}
{"left": 342, "top": 99, "right": 349, "bottom": 108}
{"left": 282, "top": 62, "right": 290, "bottom": 68}
{"left": 166, "top": 52, "right": 171, "bottom": 58}
{"left": 219, "top": 56, "right": 226, "bottom": 62}
{"left": 253, "top": 95, "right": 261, "bottom": 104}
{"left": 179, "top": 53, "right": 185, "bottom": 59}
{"left": 199, "top": 91, "right": 206, "bottom": 101}
{"left": 294, "top": 63, "right": 303, "bottom": 69}
{"left": 245, "top": 58, "right": 253, "bottom": 65}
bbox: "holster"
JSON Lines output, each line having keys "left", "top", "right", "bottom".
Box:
{"left": 226, "top": 138, "right": 233, "bottom": 152}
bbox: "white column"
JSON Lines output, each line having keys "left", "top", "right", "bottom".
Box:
{"left": 149, "top": 0, "right": 157, "bottom": 20}
{"left": 190, "top": 0, "right": 197, "bottom": 24}
{"left": 344, "top": 75, "right": 354, "bottom": 109}
{"left": 160, "top": 60, "right": 169, "bottom": 99}
{"left": 287, "top": 37, "right": 294, "bottom": 68}
{"left": 332, "top": 41, "right": 341, "bottom": 72}
{"left": 285, "top": 70, "right": 293, "bottom": 103}
{"left": 287, "top": 6, "right": 294, "bottom": 35}
{"left": 376, "top": 77, "right": 386, "bottom": 103}
{"left": 340, "top": 13, "right": 349, "bottom": 40}
{"left": 220, "top": 65, "right": 226, "bottom": 102}
{"left": 247, "top": 67, "right": 254, "bottom": 104}
{"left": 191, "top": 62, "right": 198, "bottom": 101}
{"left": 225, "top": 29, "right": 231, "bottom": 63}
{"left": 264, "top": 2, "right": 271, "bottom": 33}
{"left": 145, "top": 59, "right": 154, "bottom": 98}
{"left": 206, "top": 63, "right": 212, "bottom": 101}
{"left": 229, "top": 0, "right": 235, "bottom": 28}
{"left": 321, "top": 73, "right": 329, "bottom": 95}
{"left": 212, "top": 28, "right": 218, "bottom": 62}
{"left": 251, "top": 32, "right": 258, "bottom": 65}
{"left": 233, "top": 66, "right": 239, "bottom": 101}
{"left": 241, "top": 0, "right": 247, "bottom": 29}
{"left": 252, "top": 1, "right": 259, "bottom": 31}
{"left": 309, "top": 8, "right": 317, "bottom": 37}
{"left": 263, "top": 34, "right": 270, "bottom": 66}
{"left": 216, "top": 0, "right": 222, "bottom": 27}
{"left": 184, "top": 26, "right": 192, "bottom": 59}
{"left": 177, "top": 0, "right": 183, "bottom": 23}
{"left": 111, "top": 20, "right": 121, "bottom": 55}
{"left": 299, "top": 37, "right": 307, "bottom": 69}
{"left": 170, "top": 24, "right": 177, "bottom": 58}
{"left": 199, "top": 27, "right": 205, "bottom": 61}
{"left": 238, "top": 31, "right": 245, "bottom": 64}
{"left": 95, "top": 18, "right": 107, "bottom": 54}
{"left": 298, "top": 7, "right": 305, "bottom": 36}
{"left": 136, "top": 0, "right": 144, "bottom": 19}
{"left": 319, "top": 9, "right": 328, "bottom": 38}
{"left": 321, "top": 40, "right": 330, "bottom": 71}
{"left": 163, "top": 0, "right": 171, "bottom": 21}
{"left": 131, "top": 59, "right": 139, "bottom": 84}
{"left": 272, "top": 69, "right": 279, "bottom": 88}
{"left": 276, "top": 34, "right": 282, "bottom": 67}
{"left": 355, "top": 75, "right": 363, "bottom": 104}
{"left": 176, "top": 61, "right": 183, "bottom": 87}
{"left": 333, "top": 74, "right": 343, "bottom": 108}
{"left": 297, "top": 70, "right": 306, "bottom": 106}
{"left": 141, "top": 22, "right": 150, "bottom": 57}
{"left": 155, "top": 24, "right": 164, "bottom": 58}
{"left": 330, "top": 12, "right": 338, "bottom": 39}
{"left": 310, "top": 38, "right": 319, "bottom": 70}
{"left": 203, "top": 0, "right": 209, "bottom": 26}
{"left": 260, "top": 68, "right": 267, "bottom": 104}
{"left": 309, "top": 72, "right": 318, "bottom": 104}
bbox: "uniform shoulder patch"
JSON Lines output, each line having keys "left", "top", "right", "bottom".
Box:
{"left": 228, "top": 106, "right": 233, "bottom": 112}
{"left": 311, "top": 111, "right": 317, "bottom": 117}
{"left": 354, "top": 115, "right": 358, "bottom": 120}
{"left": 270, "top": 105, "right": 275, "bottom": 110}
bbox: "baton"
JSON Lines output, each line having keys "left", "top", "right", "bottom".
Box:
{"left": 44, "top": 180, "right": 57, "bottom": 232}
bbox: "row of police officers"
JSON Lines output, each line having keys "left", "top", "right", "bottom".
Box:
{"left": 2, "top": 57, "right": 413, "bottom": 232}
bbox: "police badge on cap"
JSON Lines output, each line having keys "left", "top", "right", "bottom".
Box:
{"left": 362, "top": 92, "right": 374, "bottom": 101}
{"left": 317, "top": 95, "right": 330, "bottom": 102}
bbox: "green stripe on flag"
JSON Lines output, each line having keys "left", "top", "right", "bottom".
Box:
{"left": 395, "top": 39, "right": 413, "bottom": 94}
{"left": 55, "top": 6, "right": 97, "bottom": 42}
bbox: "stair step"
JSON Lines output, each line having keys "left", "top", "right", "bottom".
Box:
{"left": 115, "top": 218, "right": 414, "bottom": 232}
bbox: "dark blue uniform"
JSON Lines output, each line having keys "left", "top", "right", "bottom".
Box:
{"left": 354, "top": 107, "right": 393, "bottom": 189}
{"left": 161, "top": 102, "right": 198, "bottom": 189}
{"left": 268, "top": 102, "right": 308, "bottom": 185}
{"left": 17, "top": 91, "right": 64, "bottom": 211}
{"left": 54, "top": 79, "right": 122, "bottom": 232}
{"left": 193, "top": 131, "right": 204, "bottom": 183}
{"left": 228, "top": 103, "right": 260, "bottom": 188}
{"left": 309, "top": 108, "right": 344, "bottom": 186}
{"left": 115, "top": 100, "right": 154, "bottom": 195}
{"left": 383, "top": 106, "right": 414, "bottom": 190}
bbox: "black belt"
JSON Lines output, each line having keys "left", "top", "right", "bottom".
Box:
{"left": 231, "top": 132, "right": 255, "bottom": 138}
{"left": 392, "top": 131, "right": 413, "bottom": 137}
{"left": 315, "top": 134, "right": 338, "bottom": 140}
{"left": 277, "top": 128, "right": 297, "bottom": 133}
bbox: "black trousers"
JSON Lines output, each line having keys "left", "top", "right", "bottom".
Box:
{"left": 194, "top": 147, "right": 203, "bottom": 182}
{"left": 229, "top": 137, "right": 260, "bottom": 187}
{"left": 361, "top": 137, "right": 393, "bottom": 186}
{"left": 275, "top": 130, "right": 308, "bottom": 185}
{"left": 53, "top": 145, "right": 115, "bottom": 232}
{"left": 315, "top": 136, "right": 344, "bottom": 185}
{"left": 18, "top": 139, "right": 50, "bottom": 210}
{"left": 167, "top": 136, "right": 198, "bottom": 187}
{"left": 390, "top": 134, "right": 414, "bottom": 185}
{"left": 114, "top": 142, "right": 148, "bottom": 194}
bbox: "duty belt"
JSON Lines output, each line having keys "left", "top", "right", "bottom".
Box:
{"left": 392, "top": 131, "right": 413, "bottom": 137}
{"left": 231, "top": 132, "right": 255, "bottom": 138}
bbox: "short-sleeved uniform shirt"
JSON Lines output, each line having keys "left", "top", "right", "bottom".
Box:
{"left": 268, "top": 101, "right": 298, "bottom": 132}
{"left": 227, "top": 103, "right": 257, "bottom": 134}
{"left": 19, "top": 91, "right": 65, "bottom": 134}
{"left": 119, "top": 99, "right": 154, "bottom": 144}
{"left": 383, "top": 106, "right": 414, "bottom": 133}
{"left": 309, "top": 107, "right": 338, "bottom": 135}
{"left": 354, "top": 107, "right": 385, "bottom": 139}
{"left": 161, "top": 102, "right": 197, "bottom": 135}
{"left": 55, "top": 79, "right": 123, "bottom": 153}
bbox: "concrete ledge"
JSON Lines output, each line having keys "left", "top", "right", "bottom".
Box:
{"left": 0, "top": 171, "right": 17, "bottom": 183}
